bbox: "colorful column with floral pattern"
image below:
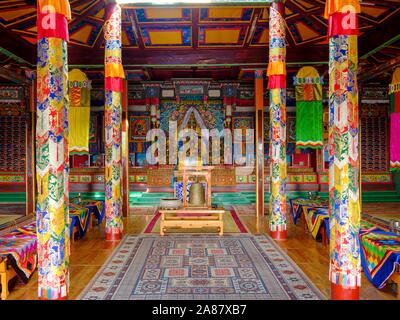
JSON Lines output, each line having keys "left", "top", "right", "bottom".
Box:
{"left": 267, "top": 1, "right": 287, "bottom": 240}
{"left": 36, "top": 0, "right": 71, "bottom": 299}
{"left": 104, "top": 0, "right": 124, "bottom": 241}
{"left": 325, "top": 0, "right": 361, "bottom": 300}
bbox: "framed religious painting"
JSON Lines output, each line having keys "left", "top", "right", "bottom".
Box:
{"left": 233, "top": 116, "right": 254, "bottom": 131}
{"left": 129, "top": 116, "right": 150, "bottom": 142}
{"left": 89, "top": 114, "right": 97, "bottom": 144}
{"left": 287, "top": 116, "right": 296, "bottom": 143}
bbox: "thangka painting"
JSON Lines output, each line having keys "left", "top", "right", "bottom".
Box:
{"left": 89, "top": 114, "right": 97, "bottom": 143}
{"left": 233, "top": 117, "right": 254, "bottom": 131}
{"left": 287, "top": 117, "right": 296, "bottom": 143}
{"left": 238, "top": 88, "right": 254, "bottom": 100}
{"left": 233, "top": 117, "right": 254, "bottom": 148}
{"left": 129, "top": 116, "right": 150, "bottom": 142}
{"left": 159, "top": 100, "right": 224, "bottom": 133}
{"left": 178, "top": 85, "right": 204, "bottom": 95}
{"left": 0, "top": 86, "right": 22, "bottom": 103}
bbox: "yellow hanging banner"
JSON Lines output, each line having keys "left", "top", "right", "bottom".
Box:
{"left": 68, "top": 69, "right": 91, "bottom": 155}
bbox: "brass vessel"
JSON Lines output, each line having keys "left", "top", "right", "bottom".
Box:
{"left": 188, "top": 183, "right": 205, "bottom": 206}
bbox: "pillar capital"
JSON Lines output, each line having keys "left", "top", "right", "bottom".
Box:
{"left": 254, "top": 69, "right": 265, "bottom": 79}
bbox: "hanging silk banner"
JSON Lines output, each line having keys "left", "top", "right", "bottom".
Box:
{"left": 104, "top": 0, "right": 124, "bottom": 240}
{"left": 68, "top": 69, "right": 91, "bottom": 155}
{"left": 36, "top": 0, "right": 71, "bottom": 300}
{"left": 294, "top": 67, "right": 323, "bottom": 149}
{"left": 325, "top": 0, "right": 361, "bottom": 298}
{"left": 389, "top": 68, "right": 400, "bottom": 171}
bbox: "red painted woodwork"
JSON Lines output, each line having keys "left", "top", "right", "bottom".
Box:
{"left": 331, "top": 283, "right": 359, "bottom": 300}
{"left": 270, "top": 230, "right": 287, "bottom": 241}
{"left": 71, "top": 155, "right": 89, "bottom": 168}
{"left": 291, "top": 154, "right": 310, "bottom": 168}
{"left": 105, "top": 231, "right": 122, "bottom": 241}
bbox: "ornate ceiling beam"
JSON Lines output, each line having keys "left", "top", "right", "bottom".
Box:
{"left": 0, "top": 65, "right": 31, "bottom": 85}
{"left": 68, "top": 46, "right": 328, "bottom": 66}
{"left": 360, "top": 55, "right": 400, "bottom": 83}
{"left": 0, "top": 24, "right": 35, "bottom": 66}
{"left": 359, "top": 9, "right": 400, "bottom": 59}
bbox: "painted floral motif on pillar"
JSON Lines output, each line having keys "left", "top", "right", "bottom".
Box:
{"left": 36, "top": 0, "right": 71, "bottom": 299}
{"left": 267, "top": 2, "right": 287, "bottom": 239}
{"left": 104, "top": 0, "right": 124, "bottom": 240}
{"left": 325, "top": 0, "right": 361, "bottom": 298}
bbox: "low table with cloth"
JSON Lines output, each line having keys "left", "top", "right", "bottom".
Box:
{"left": 289, "top": 197, "right": 329, "bottom": 243}
{"left": 0, "top": 199, "right": 105, "bottom": 299}
{"left": 289, "top": 198, "right": 328, "bottom": 224}
{"left": 289, "top": 199, "right": 400, "bottom": 296}
{"left": 304, "top": 207, "right": 330, "bottom": 244}
{"left": 0, "top": 221, "right": 37, "bottom": 300}
{"left": 69, "top": 204, "right": 91, "bottom": 242}
{"left": 70, "top": 199, "right": 105, "bottom": 225}
{"left": 69, "top": 199, "right": 105, "bottom": 241}
{"left": 359, "top": 220, "right": 400, "bottom": 296}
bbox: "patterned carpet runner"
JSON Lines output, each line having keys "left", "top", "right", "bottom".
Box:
{"left": 79, "top": 234, "right": 325, "bottom": 300}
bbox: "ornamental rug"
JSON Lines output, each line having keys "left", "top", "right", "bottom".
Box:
{"left": 78, "top": 234, "right": 326, "bottom": 300}
{"left": 143, "top": 209, "right": 248, "bottom": 234}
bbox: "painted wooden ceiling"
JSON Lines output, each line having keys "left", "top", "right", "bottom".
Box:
{"left": 0, "top": 0, "right": 399, "bottom": 83}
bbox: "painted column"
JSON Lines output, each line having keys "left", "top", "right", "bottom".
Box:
{"left": 325, "top": 0, "right": 361, "bottom": 300}
{"left": 267, "top": 1, "right": 287, "bottom": 240}
{"left": 255, "top": 70, "right": 264, "bottom": 234}
{"left": 104, "top": 0, "right": 124, "bottom": 241}
{"left": 122, "top": 80, "right": 129, "bottom": 218}
{"left": 36, "top": 0, "right": 71, "bottom": 299}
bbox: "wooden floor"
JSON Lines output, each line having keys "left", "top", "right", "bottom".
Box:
{"left": 5, "top": 203, "right": 400, "bottom": 300}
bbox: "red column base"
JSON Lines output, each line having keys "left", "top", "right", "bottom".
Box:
{"left": 331, "top": 283, "right": 359, "bottom": 300}
{"left": 105, "top": 231, "right": 122, "bottom": 241}
{"left": 270, "top": 229, "right": 287, "bottom": 241}
{"left": 39, "top": 295, "right": 68, "bottom": 300}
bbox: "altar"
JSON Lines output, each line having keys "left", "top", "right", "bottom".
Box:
{"left": 174, "top": 166, "right": 213, "bottom": 208}
{"left": 161, "top": 166, "right": 226, "bottom": 235}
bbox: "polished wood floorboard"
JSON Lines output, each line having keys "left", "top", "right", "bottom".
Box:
{"left": 5, "top": 203, "right": 399, "bottom": 300}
